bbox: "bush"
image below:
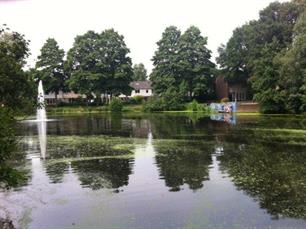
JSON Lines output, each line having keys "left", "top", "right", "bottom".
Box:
{"left": 131, "top": 96, "right": 144, "bottom": 104}
{"left": 143, "top": 87, "right": 186, "bottom": 112}
{"left": 143, "top": 97, "right": 165, "bottom": 112}
{"left": 0, "top": 108, "right": 16, "bottom": 163}
{"left": 186, "top": 100, "right": 210, "bottom": 112}
{"left": 221, "top": 97, "right": 230, "bottom": 103}
{"left": 109, "top": 98, "right": 123, "bottom": 112}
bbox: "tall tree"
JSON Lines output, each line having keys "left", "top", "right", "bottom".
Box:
{"left": 217, "top": 1, "right": 305, "bottom": 113}
{"left": 275, "top": 10, "right": 306, "bottom": 113}
{"left": 66, "top": 31, "right": 100, "bottom": 98}
{"left": 176, "top": 26, "right": 215, "bottom": 98}
{"left": 132, "top": 63, "right": 147, "bottom": 81}
{"left": 0, "top": 25, "right": 34, "bottom": 112}
{"left": 66, "top": 29, "right": 133, "bottom": 99}
{"left": 98, "top": 29, "right": 133, "bottom": 97}
{"left": 35, "top": 38, "right": 66, "bottom": 99}
{"left": 151, "top": 26, "right": 181, "bottom": 95}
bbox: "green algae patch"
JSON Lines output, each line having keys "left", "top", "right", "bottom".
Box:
{"left": 46, "top": 154, "right": 134, "bottom": 166}
{"left": 252, "top": 128, "right": 306, "bottom": 134}
{"left": 45, "top": 135, "right": 138, "bottom": 160}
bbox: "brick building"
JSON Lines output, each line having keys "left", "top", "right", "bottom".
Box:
{"left": 215, "top": 76, "right": 248, "bottom": 101}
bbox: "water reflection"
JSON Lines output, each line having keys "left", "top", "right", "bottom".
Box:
{"left": 218, "top": 143, "right": 306, "bottom": 219}
{"left": 210, "top": 113, "right": 236, "bottom": 125}
{"left": 3, "top": 114, "right": 306, "bottom": 228}
{"left": 155, "top": 141, "right": 213, "bottom": 192}
{"left": 72, "top": 158, "right": 133, "bottom": 190}
{"left": 37, "top": 119, "right": 47, "bottom": 159}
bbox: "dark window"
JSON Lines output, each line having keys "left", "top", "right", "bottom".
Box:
{"left": 146, "top": 90, "right": 149, "bottom": 93}
{"left": 135, "top": 90, "right": 140, "bottom": 93}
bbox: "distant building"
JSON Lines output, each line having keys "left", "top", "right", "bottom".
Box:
{"left": 129, "top": 81, "right": 153, "bottom": 98}
{"left": 215, "top": 76, "right": 248, "bottom": 101}
{"left": 44, "top": 91, "right": 85, "bottom": 105}
{"left": 45, "top": 80, "right": 154, "bottom": 104}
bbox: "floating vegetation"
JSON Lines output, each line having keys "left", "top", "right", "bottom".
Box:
{"left": 218, "top": 143, "right": 306, "bottom": 219}
{"left": 154, "top": 139, "right": 215, "bottom": 192}
{"left": 221, "top": 127, "right": 306, "bottom": 148}
{"left": 45, "top": 135, "right": 139, "bottom": 159}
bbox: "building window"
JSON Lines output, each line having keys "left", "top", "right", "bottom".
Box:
{"left": 135, "top": 90, "right": 140, "bottom": 93}
{"left": 146, "top": 90, "right": 149, "bottom": 93}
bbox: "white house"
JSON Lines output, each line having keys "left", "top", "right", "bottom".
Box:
{"left": 129, "top": 81, "right": 153, "bottom": 98}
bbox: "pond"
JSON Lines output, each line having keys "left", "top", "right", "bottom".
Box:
{"left": 1, "top": 113, "right": 306, "bottom": 228}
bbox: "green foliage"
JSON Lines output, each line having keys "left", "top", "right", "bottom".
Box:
{"left": 0, "top": 25, "right": 35, "bottom": 112}
{"left": 274, "top": 10, "right": 306, "bottom": 113}
{"left": 130, "top": 95, "right": 144, "bottom": 104}
{"left": 151, "top": 26, "right": 215, "bottom": 100}
{"left": 142, "top": 97, "right": 164, "bottom": 112}
{"left": 176, "top": 26, "right": 215, "bottom": 98}
{"left": 186, "top": 100, "right": 210, "bottom": 112}
{"left": 0, "top": 108, "right": 26, "bottom": 189}
{"left": 109, "top": 98, "right": 123, "bottom": 112}
{"left": 217, "top": 1, "right": 306, "bottom": 113}
{"left": 66, "top": 29, "right": 133, "bottom": 99}
{"left": 0, "top": 108, "right": 16, "bottom": 163}
{"left": 35, "top": 38, "right": 66, "bottom": 97}
{"left": 143, "top": 87, "right": 185, "bottom": 112}
{"left": 150, "top": 26, "right": 181, "bottom": 95}
{"left": 132, "top": 63, "right": 147, "bottom": 81}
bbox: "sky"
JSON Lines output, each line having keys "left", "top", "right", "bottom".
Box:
{"left": 0, "top": 0, "right": 287, "bottom": 72}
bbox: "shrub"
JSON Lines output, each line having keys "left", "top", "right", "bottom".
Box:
{"left": 109, "top": 98, "right": 123, "bottom": 112}
{"left": 143, "top": 87, "right": 186, "bottom": 112}
{"left": 221, "top": 97, "right": 230, "bottom": 103}
{"left": 131, "top": 96, "right": 144, "bottom": 104}
{"left": 186, "top": 100, "right": 210, "bottom": 112}
{"left": 143, "top": 97, "right": 165, "bottom": 112}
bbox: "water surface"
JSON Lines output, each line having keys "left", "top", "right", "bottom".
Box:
{"left": 1, "top": 113, "right": 306, "bottom": 228}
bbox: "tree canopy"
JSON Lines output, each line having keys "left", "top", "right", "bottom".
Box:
{"left": 35, "top": 38, "right": 66, "bottom": 97}
{"left": 132, "top": 63, "right": 147, "bottom": 81}
{"left": 0, "top": 25, "right": 34, "bottom": 112}
{"left": 66, "top": 29, "right": 133, "bottom": 99}
{"left": 217, "top": 0, "right": 306, "bottom": 113}
{"left": 151, "top": 26, "right": 215, "bottom": 100}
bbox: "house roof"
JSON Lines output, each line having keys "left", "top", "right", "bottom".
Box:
{"left": 130, "top": 81, "right": 152, "bottom": 90}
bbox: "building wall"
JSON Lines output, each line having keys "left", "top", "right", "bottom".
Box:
{"left": 215, "top": 76, "right": 248, "bottom": 101}
{"left": 44, "top": 91, "right": 85, "bottom": 105}
{"left": 228, "top": 84, "right": 247, "bottom": 101}
{"left": 215, "top": 76, "right": 229, "bottom": 100}
{"left": 131, "top": 89, "right": 152, "bottom": 97}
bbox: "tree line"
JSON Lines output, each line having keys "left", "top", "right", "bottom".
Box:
{"left": 1, "top": 0, "right": 306, "bottom": 113}
{"left": 218, "top": 0, "right": 306, "bottom": 113}
{"left": 33, "top": 25, "right": 215, "bottom": 104}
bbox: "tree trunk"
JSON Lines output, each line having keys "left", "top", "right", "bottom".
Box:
{"left": 55, "top": 92, "right": 58, "bottom": 106}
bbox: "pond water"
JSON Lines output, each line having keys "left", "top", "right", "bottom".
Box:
{"left": 1, "top": 113, "right": 306, "bottom": 228}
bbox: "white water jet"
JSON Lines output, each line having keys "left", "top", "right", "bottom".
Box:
{"left": 37, "top": 80, "right": 47, "bottom": 159}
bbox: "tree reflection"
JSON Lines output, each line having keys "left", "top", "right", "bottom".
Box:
{"left": 155, "top": 140, "right": 213, "bottom": 192}
{"left": 219, "top": 143, "right": 306, "bottom": 219}
{"left": 72, "top": 158, "right": 133, "bottom": 190}
{"left": 45, "top": 162, "right": 69, "bottom": 184}
{"left": 0, "top": 108, "right": 28, "bottom": 189}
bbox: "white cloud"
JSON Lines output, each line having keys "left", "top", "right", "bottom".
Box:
{"left": 0, "top": 0, "right": 287, "bottom": 72}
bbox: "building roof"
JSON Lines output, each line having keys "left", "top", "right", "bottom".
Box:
{"left": 130, "top": 81, "right": 152, "bottom": 90}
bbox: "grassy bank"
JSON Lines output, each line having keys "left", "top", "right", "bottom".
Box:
{"left": 47, "top": 105, "right": 265, "bottom": 115}
{"left": 47, "top": 104, "right": 144, "bottom": 114}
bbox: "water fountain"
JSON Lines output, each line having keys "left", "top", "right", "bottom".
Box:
{"left": 36, "top": 80, "right": 47, "bottom": 159}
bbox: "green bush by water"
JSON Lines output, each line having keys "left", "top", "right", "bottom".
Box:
{"left": 109, "top": 98, "right": 123, "bottom": 112}
{"left": 186, "top": 100, "right": 210, "bottom": 112}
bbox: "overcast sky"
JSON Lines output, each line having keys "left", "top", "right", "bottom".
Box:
{"left": 0, "top": 0, "right": 286, "bottom": 72}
